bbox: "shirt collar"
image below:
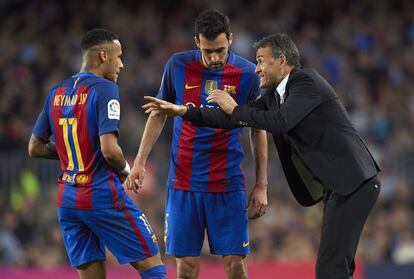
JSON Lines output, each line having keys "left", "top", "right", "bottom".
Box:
{"left": 72, "top": 72, "right": 96, "bottom": 79}
{"left": 276, "top": 74, "right": 290, "bottom": 98}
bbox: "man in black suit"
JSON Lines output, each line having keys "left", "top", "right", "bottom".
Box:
{"left": 143, "top": 33, "right": 381, "bottom": 279}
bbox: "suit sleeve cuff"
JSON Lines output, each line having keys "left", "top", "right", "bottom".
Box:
{"left": 230, "top": 106, "right": 249, "bottom": 127}
{"left": 182, "top": 106, "right": 201, "bottom": 122}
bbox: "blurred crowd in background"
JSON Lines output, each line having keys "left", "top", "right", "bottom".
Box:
{"left": 1, "top": 0, "right": 414, "bottom": 268}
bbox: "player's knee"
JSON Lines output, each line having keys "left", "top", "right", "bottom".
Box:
{"left": 130, "top": 253, "right": 163, "bottom": 272}
{"left": 223, "top": 257, "right": 247, "bottom": 279}
{"left": 177, "top": 264, "right": 198, "bottom": 279}
{"left": 176, "top": 257, "right": 199, "bottom": 279}
{"left": 77, "top": 260, "right": 106, "bottom": 279}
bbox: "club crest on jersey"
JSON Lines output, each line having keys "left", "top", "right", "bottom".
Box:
{"left": 76, "top": 174, "right": 89, "bottom": 185}
{"left": 223, "top": 84, "right": 237, "bottom": 94}
{"left": 205, "top": 80, "right": 237, "bottom": 95}
{"left": 108, "top": 99, "right": 120, "bottom": 120}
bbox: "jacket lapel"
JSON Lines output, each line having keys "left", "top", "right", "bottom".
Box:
{"left": 283, "top": 68, "right": 297, "bottom": 104}
{"left": 263, "top": 86, "right": 278, "bottom": 109}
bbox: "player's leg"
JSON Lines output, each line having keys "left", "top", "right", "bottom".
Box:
{"left": 58, "top": 208, "right": 107, "bottom": 279}
{"left": 77, "top": 260, "right": 106, "bottom": 279}
{"left": 176, "top": 256, "right": 200, "bottom": 279}
{"left": 130, "top": 254, "right": 166, "bottom": 279}
{"left": 81, "top": 196, "right": 165, "bottom": 278}
{"left": 164, "top": 188, "right": 206, "bottom": 279}
{"left": 316, "top": 177, "right": 380, "bottom": 279}
{"left": 222, "top": 255, "right": 248, "bottom": 279}
{"left": 129, "top": 253, "right": 163, "bottom": 271}
{"left": 205, "top": 191, "right": 249, "bottom": 279}
{"left": 130, "top": 253, "right": 167, "bottom": 279}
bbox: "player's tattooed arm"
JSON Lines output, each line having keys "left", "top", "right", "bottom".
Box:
{"left": 28, "top": 134, "right": 59, "bottom": 160}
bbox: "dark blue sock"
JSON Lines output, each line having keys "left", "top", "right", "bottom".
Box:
{"left": 140, "top": 264, "right": 166, "bottom": 279}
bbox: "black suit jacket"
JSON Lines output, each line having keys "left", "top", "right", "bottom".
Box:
{"left": 183, "top": 68, "right": 380, "bottom": 206}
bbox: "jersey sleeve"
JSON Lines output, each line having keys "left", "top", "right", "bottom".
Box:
{"left": 156, "top": 55, "right": 175, "bottom": 102}
{"left": 32, "top": 95, "right": 52, "bottom": 141}
{"left": 247, "top": 71, "right": 261, "bottom": 101}
{"left": 96, "top": 81, "right": 121, "bottom": 136}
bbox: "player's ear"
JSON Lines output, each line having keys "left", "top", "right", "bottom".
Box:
{"left": 99, "top": 48, "right": 108, "bottom": 62}
{"left": 228, "top": 33, "right": 233, "bottom": 45}
{"left": 194, "top": 36, "right": 200, "bottom": 48}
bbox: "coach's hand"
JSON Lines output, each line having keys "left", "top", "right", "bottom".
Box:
{"left": 142, "top": 96, "right": 187, "bottom": 117}
{"left": 125, "top": 165, "right": 146, "bottom": 194}
{"left": 247, "top": 183, "right": 268, "bottom": 219}
{"left": 206, "top": 89, "right": 237, "bottom": 114}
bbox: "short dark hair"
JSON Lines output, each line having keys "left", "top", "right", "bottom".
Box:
{"left": 254, "top": 33, "right": 301, "bottom": 68}
{"left": 81, "top": 28, "right": 118, "bottom": 51}
{"left": 194, "top": 9, "right": 230, "bottom": 40}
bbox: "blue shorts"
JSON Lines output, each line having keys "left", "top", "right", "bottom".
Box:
{"left": 58, "top": 196, "right": 159, "bottom": 267}
{"left": 164, "top": 188, "right": 249, "bottom": 256}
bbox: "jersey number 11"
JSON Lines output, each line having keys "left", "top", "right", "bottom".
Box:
{"left": 59, "top": 117, "right": 84, "bottom": 171}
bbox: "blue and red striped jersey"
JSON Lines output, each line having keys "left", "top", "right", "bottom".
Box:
{"left": 157, "top": 50, "right": 260, "bottom": 192}
{"left": 32, "top": 72, "right": 127, "bottom": 209}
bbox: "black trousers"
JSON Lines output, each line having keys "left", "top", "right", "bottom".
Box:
{"left": 316, "top": 176, "right": 380, "bottom": 279}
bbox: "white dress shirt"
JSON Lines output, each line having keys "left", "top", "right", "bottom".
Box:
{"left": 276, "top": 74, "right": 290, "bottom": 104}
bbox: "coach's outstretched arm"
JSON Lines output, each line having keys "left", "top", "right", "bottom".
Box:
{"left": 206, "top": 74, "right": 323, "bottom": 134}
{"left": 143, "top": 96, "right": 241, "bottom": 129}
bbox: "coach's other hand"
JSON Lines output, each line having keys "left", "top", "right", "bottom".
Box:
{"left": 206, "top": 89, "right": 238, "bottom": 114}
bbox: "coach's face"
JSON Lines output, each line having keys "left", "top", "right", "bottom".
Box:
{"left": 195, "top": 32, "right": 232, "bottom": 70}
{"left": 102, "top": 40, "right": 124, "bottom": 83}
{"left": 255, "top": 46, "right": 286, "bottom": 88}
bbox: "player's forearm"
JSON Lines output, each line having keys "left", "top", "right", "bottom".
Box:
{"left": 100, "top": 133, "right": 128, "bottom": 172}
{"left": 103, "top": 144, "right": 127, "bottom": 171}
{"left": 133, "top": 112, "right": 167, "bottom": 167}
{"left": 28, "top": 134, "right": 59, "bottom": 160}
{"left": 250, "top": 128, "right": 268, "bottom": 187}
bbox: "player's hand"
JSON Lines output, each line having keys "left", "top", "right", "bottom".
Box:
{"left": 206, "top": 89, "right": 238, "bottom": 114}
{"left": 142, "top": 96, "right": 187, "bottom": 117}
{"left": 125, "top": 165, "right": 146, "bottom": 194}
{"left": 247, "top": 184, "right": 268, "bottom": 220}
